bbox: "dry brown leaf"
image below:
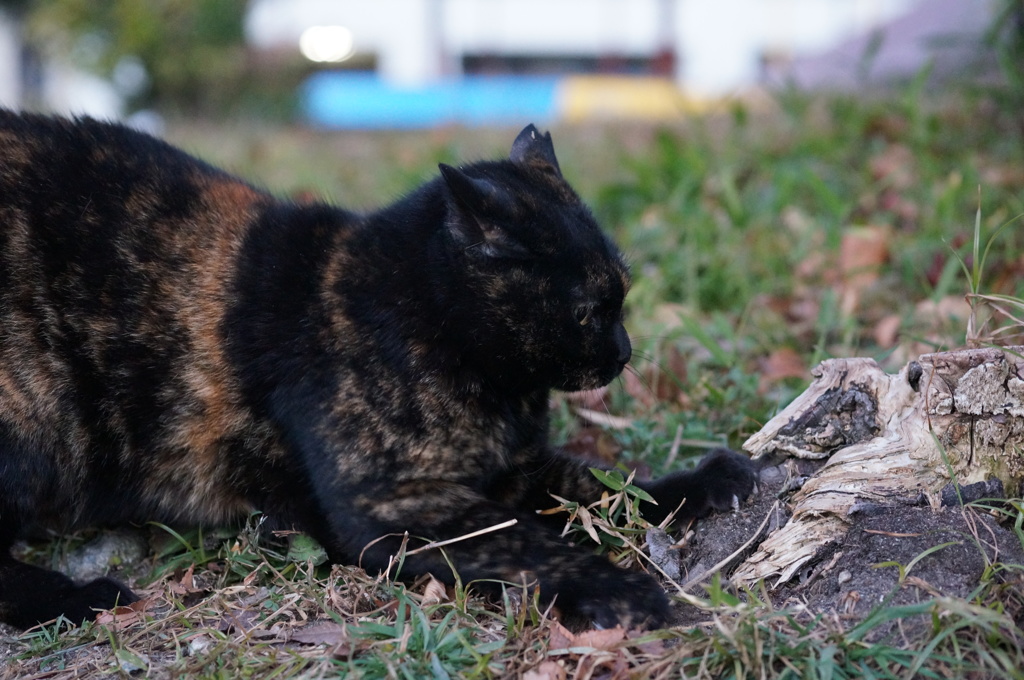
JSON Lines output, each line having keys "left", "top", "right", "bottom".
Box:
{"left": 290, "top": 621, "right": 349, "bottom": 646}
{"left": 94, "top": 597, "right": 152, "bottom": 631}
{"left": 874, "top": 314, "right": 902, "bottom": 348}
{"left": 576, "top": 506, "right": 602, "bottom": 544}
{"left": 914, "top": 295, "right": 973, "bottom": 331}
{"left": 630, "top": 633, "right": 668, "bottom": 656}
{"left": 839, "top": 225, "right": 890, "bottom": 316}
{"left": 869, "top": 144, "right": 915, "bottom": 189}
{"left": 548, "top": 620, "right": 576, "bottom": 650}
{"left": 218, "top": 609, "right": 258, "bottom": 634}
{"left": 622, "top": 368, "right": 657, "bottom": 408}
{"left": 634, "top": 348, "right": 688, "bottom": 405}
{"left": 574, "top": 626, "right": 627, "bottom": 650}
{"left": 650, "top": 302, "right": 689, "bottom": 331}
{"left": 758, "top": 347, "right": 808, "bottom": 392}
{"left": 421, "top": 574, "right": 449, "bottom": 604}
{"left": 524, "top": 660, "right": 568, "bottom": 680}
{"left": 561, "top": 426, "right": 623, "bottom": 465}
{"left": 167, "top": 564, "right": 203, "bottom": 596}
{"left": 795, "top": 250, "right": 827, "bottom": 283}
{"left": 981, "top": 163, "right": 1024, "bottom": 188}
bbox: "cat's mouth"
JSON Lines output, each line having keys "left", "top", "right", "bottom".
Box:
{"left": 557, "top": 360, "right": 628, "bottom": 392}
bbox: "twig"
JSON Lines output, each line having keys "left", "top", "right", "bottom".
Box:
{"left": 681, "top": 501, "right": 782, "bottom": 592}
{"left": 574, "top": 408, "right": 633, "bottom": 430}
{"left": 404, "top": 519, "right": 519, "bottom": 557}
{"left": 664, "top": 424, "right": 683, "bottom": 470}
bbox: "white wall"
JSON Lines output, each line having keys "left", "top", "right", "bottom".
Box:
{"left": 245, "top": 0, "right": 938, "bottom": 94}
{"left": 675, "top": 0, "right": 920, "bottom": 93}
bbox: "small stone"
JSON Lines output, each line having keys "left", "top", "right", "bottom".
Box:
{"left": 646, "top": 527, "right": 681, "bottom": 581}
{"left": 61, "top": 529, "right": 147, "bottom": 582}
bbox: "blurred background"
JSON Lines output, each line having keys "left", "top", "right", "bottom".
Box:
{"left": 0, "top": 0, "right": 1014, "bottom": 126}
{"left": 1, "top": 0, "right": 1023, "bottom": 450}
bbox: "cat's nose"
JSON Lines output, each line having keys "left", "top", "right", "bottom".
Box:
{"left": 615, "top": 324, "right": 632, "bottom": 365}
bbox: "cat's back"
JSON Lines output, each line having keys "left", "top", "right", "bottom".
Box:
{"left": 0, "top": 110, "right": 272, "bottom": 352}
{"left": 0, "top": 111, "right": 281, "bottom": 524}
{"left": 0, "top": 109, "right": 268, "bottom": 240}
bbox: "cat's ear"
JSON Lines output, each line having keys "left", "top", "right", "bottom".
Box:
{"left": 510, "top": 124, "right": 561, "bottom": 177}
{"left": 438, "top": 163, "right": 530, "bottom": 259}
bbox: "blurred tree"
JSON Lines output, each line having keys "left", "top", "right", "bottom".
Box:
{"left": 20, "top": 0, "right": 267, "bottom": 114}
{"left": 987, "top": 0, "right": 1024, "bottom": 136}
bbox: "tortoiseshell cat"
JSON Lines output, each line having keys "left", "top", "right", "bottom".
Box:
{"left": 0, "top": 110, "right": 756, "bottom": 631}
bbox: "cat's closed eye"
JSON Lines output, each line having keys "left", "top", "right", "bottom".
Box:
{"left": 574, "top": 304, "right": 594, "bottom": 326}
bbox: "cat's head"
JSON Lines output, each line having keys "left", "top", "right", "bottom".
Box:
{"left": 438, "top": 125, "right": 631, "bottom": 393}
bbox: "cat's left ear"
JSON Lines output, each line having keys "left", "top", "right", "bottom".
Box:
{"left": 510, "top": 124, "right": 561, "bottom": 177}
{"left": 439, "top": 163, "right": 530, "bottom": 259}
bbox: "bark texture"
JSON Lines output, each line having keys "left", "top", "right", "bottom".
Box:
{"left": 733, "top": 346, "right": 1024, "bottom": 586}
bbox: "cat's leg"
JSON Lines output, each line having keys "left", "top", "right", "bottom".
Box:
{"left": 0, "top": 438, "right": 138, "bottom": 629}
{"left": 345, "top": 483, "right": 671, "bottom": 630}
{"left": 507, "top": 447, "right": 758, "bottom": 525}
{"left": 0, "top": 515, "right": 136, "bottom": 629}
{"left": 0, "top": 555, "right": 138, "bottom": 629}
{"left": 636, "top": 447, "right": 760, "bottom": 524}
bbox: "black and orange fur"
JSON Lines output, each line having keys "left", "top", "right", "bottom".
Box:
{"left": 0, "top": 111, "right": 755, "bottom": 630}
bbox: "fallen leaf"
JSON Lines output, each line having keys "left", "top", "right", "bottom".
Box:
{"left": 874, "top": 314, "right": 902, "bottom": 348}
{"left": 168, "top": 564, "right": 203, "bottom": 596}
{"left": 574, "top": 626, "right": 626, "bottom": 650}
{"left": 980, "top": 162, "right": 1024, "bottom": 188}
{"left": 524, "top": 660, "right": 567, "bottom": 680}
{"left": 94, "top": 597, "right": 152, "bottom": 631}
{"left": 561, "top": 427, "right": 623, "bottom": 465}
{"left": 651, "top": 302, "right": 690, "bottom": 331}
{"left": 839, "top": 225, "right": 890, "bottom": 316}
{"left": 758, "top": 347, "right": 808, "bottom": 392}
{"left": 548, "top": 620, "right": 576, "bottom": 650}
{"left": 218, "top": 609, "right": 258, "bottom": 634}
{"left": 622, "top": 368, "right": 657, "bottom": 408}
{"left": 290, "top": 621, "right": 349, "bottom": 646}
{"left": 869, "top": 144, "right": 915, "bottom": 189}
{"left": 421, "top": 574, "right": 449, "bottom": 604}
{"left": 576, "top": 505, "right": 602, "bottom": 544}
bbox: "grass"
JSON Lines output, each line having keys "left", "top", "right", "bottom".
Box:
{"left": 4, "top": 85, "right": 1024, "bottom": 678}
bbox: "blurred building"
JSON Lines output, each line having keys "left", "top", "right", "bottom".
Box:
{"left": 0, "top": 7, "right": 123, "bottom": 118}
{"left": 246, "top": 0, "right": 997, "bottom": 127}
{"left": 0, "top": 0, "right": 1000, "bottom": 123}
{"left": 247, "top": 0, "right": 943, "bottom": 92}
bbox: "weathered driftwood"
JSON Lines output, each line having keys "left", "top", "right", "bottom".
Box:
{"left": 732, "top": 346, "right": 1024, "bottom": 586}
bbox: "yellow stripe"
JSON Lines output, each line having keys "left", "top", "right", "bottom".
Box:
{"left": 557, "top": 76, "right": 705, "bottom": 122}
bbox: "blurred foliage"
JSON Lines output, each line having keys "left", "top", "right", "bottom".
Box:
{"left": 989, "top": 0, "right": 1024, "bottom": 123}
{"left": 19, "top": 0, "right": 303, "bottom": 116}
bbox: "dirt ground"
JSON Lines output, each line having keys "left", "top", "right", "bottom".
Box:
{"left": 668, "top": 461, "right": 1024, "bottom": 639}
{"left": 3, "top": 460, "right": 1022, "bottom": 673}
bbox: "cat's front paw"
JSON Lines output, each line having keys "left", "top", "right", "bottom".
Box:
{"left": 641, "top": 447, "right": 759, "bottom": 523}
{"left": 550, "top": 567, "right": 670, "bottom": 631}
{"left": 694, "top": 447, "right": 758, "bottom": 513}
{"left": 64, "top": 577, "right": 138, "bottom": 624}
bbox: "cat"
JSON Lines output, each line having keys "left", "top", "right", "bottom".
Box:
{"left": 0, "top": 110, "right": 757, "bottom": 631}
